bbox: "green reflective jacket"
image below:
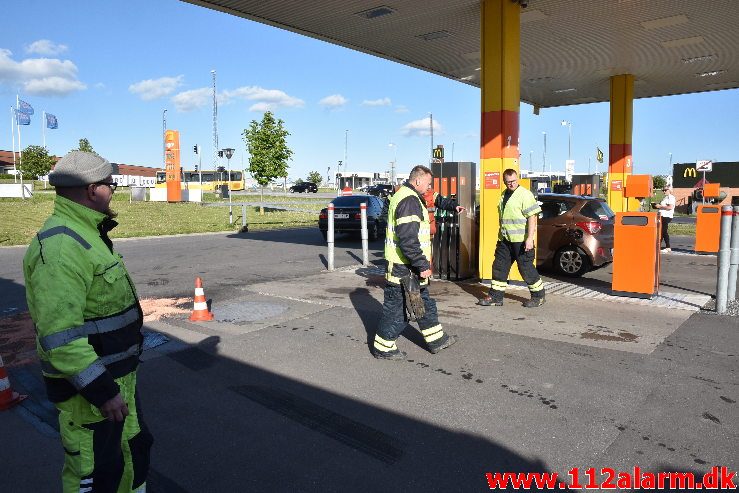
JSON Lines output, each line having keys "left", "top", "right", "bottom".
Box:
{"left": 23, "top": 195, "right": 143, "bottom": 407}
{"left": 498, "top": 186, "right": 541, "bottom": 242}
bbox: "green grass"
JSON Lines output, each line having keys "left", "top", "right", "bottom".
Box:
{"left": 0, "top": 190, "right": 329, "bottom": 246}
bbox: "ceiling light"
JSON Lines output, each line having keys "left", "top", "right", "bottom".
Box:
{"left": 355, "top": 6, "right": 395, "bottom": 19}
{"left": 661, "top": 36, "right": 704, "bottom": 49}
{"left": 682, "top": 54, "right": 717, "bottom": 64}
{"left": 553, "top": 88, "right": 576, "bottom": 94}
{"left": 417, "top": 30, "right": 452, "bottom": 41}
{"left": 695, "top": 70, "right": 725, "bottom": 77}
{"left": 641, "top": 14, "right": 688, "bottom": 30}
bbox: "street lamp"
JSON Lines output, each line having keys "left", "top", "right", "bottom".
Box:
{"left": 222, "top": 148, "right": 235, "bottom": 224}
{"left": 542, "top": 131, "right": 547, "bottom": 173}
{"left": 162, "top": 109, "right": 167, "bottom": 168}
{"left": 561, "top": 120, "right": 573, "bottom": 162}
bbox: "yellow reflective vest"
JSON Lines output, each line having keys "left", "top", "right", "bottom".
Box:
{"left": 498, "top": 186, "right": 541, "bottom": 242}
{"left": 384, "top": 184, "right": 432, "bottom": 285}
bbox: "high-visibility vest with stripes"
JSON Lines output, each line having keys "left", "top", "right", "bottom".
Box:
{"left": 498, "top": 186, "right": 541, "bottom": 242}
{"left": 385, "top": 185, "right": 432, "bottom": 284}
{"left": 23, "top": 195, "right": 143, "bottom": 405}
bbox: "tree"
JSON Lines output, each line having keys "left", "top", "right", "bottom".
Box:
{"left": 652, "top": 175, "right": 667, "bottom": 190}
{"left": 76, "top": 138, "right": 96, "bottom": 154}
{"left": 242, "top": 111, "right": 293, "bottom": 212}
{"left": 20, "top": 145, "right": 55, "bottom": 180}
{"left": 307, "top": 171, "right": 322, "bottom": 185}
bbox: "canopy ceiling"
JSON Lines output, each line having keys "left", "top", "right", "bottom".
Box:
{"left": 183, "top": 0, "right": 739, "bottom": 108}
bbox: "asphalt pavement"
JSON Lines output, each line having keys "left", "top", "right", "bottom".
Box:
{"left": 1, "top": 230, "right": 736, "bottom": 492}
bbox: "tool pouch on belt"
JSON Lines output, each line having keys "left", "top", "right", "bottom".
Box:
{"left": 400, "top": 272, "right": 426, "bottom": 321}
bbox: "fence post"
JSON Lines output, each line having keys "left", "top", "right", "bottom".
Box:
{"left": 327, "top": 203, "right": 335, "bottom": 271}
{"left": 716, "top": 205, "right": 733, "bottom": 313}
{"left": 241, "top": 204, "right": 248, "bottom": 232}
{"left": 728, "top": 206, "right": 739, "bottom": 300}
{"left": 360, "top": 202, "right": 369, "bottom": 267}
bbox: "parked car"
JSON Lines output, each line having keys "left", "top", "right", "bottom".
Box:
{"left": 290, "top": 182, "right": 318, "bottom": 193}
{"left": 367, "top": 184, "right": 395, "bottom": 198}
{"left": 318, "top": 195, "right": 388, "bottom": 240}
{"left": 536, "top": 193, "right": 615, "bottom": 277}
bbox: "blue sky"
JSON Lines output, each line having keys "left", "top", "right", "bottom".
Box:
{"left": 1, "top": 0, "right": 737, "bottom": 181}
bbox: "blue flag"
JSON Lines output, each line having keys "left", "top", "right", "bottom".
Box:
{"left": 46, "top": 113, "right": 58, "bottom": 129}
{"left": 18, "top": 99, "right": 34, "bottom": 115}
{"left": 16, "top": 110, "right": 30, "bottom": 125}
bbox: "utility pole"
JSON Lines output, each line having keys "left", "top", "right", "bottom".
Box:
{"left": 344, "top": 129, "right": 348, "bottom": 175}
{"left": 429, "top": 113, "right": 434, "bottom": 162}
{"left": 162, "top": 109, "right": 167, "bottom": 170}
{"left": 542, "top": 132, "right": 547, "bottom": 173}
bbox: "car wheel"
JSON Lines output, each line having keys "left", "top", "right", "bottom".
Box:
{"left": 554, "top": 246, "right": 591, "bottom": 277}
{"left": 368, "top": 221, "right": 379, "bottom": 241}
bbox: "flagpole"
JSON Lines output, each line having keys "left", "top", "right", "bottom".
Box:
{"left": 10, "top": 107, "right": 17, "bottom": 183}
{"left": 43, "top": 111, "right": 46, "bottom": 149}
{"left": 16, "top": 95, "right": 24, "bottom": 199}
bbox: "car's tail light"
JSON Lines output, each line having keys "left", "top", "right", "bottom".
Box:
{"left": 354, "top": 213, "right": 362, "bottom": 219}
{"left": 576, "top": 221, "right": 602, "bottom": 235}
{"left": 319, "top": 211, "right": 327, "bottom": 219}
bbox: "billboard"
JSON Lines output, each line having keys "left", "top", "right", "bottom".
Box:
{"left": 672, "top": 161, "right": 738, "bottom": 188}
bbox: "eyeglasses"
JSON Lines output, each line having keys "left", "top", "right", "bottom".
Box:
{"left": 95, "top": 181, "right": 118, "bottom": 192}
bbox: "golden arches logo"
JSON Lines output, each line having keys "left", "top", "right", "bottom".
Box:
{"left": 683, "top": 168, "right": 697, "bottom": 178}
{"left": 433, "top": 147, "right": 444, "bottom": 159}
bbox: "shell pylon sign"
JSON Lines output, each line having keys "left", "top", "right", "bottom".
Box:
{"left": 165, "top": 130, "right": 182, "bottom": 202}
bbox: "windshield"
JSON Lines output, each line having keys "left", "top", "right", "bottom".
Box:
{"left": 331, "top": 196, "right": 373, "bottom": 207}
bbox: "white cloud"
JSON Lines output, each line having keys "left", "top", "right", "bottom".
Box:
{"left": 171, "top": 87, "right": 212, "bottom": 112}
{"left": 129, "top": 75, "right": 184, "bottom": 101}
{"left": 0, "top": 48, "right": 86, "bottom": 96}
{"left": 319, "top": 94, "right": 348, "bottom": 109}
{"left": 395, "top": 105, "right": 409, "bottom": 113}
{"left": 402, "top": 116, "right": 443, "bottom": 137}
{"left": 362, "top": 97, "right": 391, "bottom": 107}
{"left": 26, "top": 39, "right": 68, "bottom": 56}
{"left": 171, "top": 85, "right": 304, "bottom": 112}
{"left": 222, "top": 86, "right": 304, "bottom": 111}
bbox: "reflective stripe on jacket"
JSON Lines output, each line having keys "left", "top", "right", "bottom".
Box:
{"left": 498, "top": 186, "right": 541, "bottom": 242}
{"left": 23, "top": 195, "right": 143, "bottom": 407}
{"left": 384, "top": 183, "right": 432, "bottom": 285}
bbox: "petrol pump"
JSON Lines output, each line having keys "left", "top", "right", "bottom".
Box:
{"left": 611, "top": 174, "right": 662, "bottom": 298}
{"left": 695, "top": 182, "right": 722, "bottom": 253}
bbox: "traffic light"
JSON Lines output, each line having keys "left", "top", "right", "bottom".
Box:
{"left": 218, "top": 150, "right": 224, "bottom": 158}
{"left": 193, "top": 145, "right": 198, "bottom": 154}
{"left": 194, "top": 164, "right": 199, "bottom": 172}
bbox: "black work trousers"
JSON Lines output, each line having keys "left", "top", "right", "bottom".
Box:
{"left": 660, "top": 216, "right": 672, "bottom": 248}
{"left": 490, "top": 240, "right": 542, "bottom": 297}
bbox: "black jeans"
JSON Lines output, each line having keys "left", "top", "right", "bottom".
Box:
{"left": 376, "top": 283, "right": 440, "bottom": 342}
{"left": 661, "top": 216, "right": 672, "bottom": 248}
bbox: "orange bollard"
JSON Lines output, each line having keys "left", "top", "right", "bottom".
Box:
{"left": 0, "top": 354, "right": 27, "bottom": 411}
{"left": 189, "top": 277, "right": 214, "bottom": 321}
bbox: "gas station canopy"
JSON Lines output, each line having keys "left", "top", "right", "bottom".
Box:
{"left": 183, "top": 0, "right": 739, "bottom": 108}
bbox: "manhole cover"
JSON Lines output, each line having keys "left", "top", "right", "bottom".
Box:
{"left": 213, "top": 301, "right": 288, "bottom": 324}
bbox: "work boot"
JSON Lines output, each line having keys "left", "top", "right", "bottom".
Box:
{"left": 427, "top": 334, "right": 458, "bottom": 354}
{"left": 372, "top": 348, "right": 407, "bottom": 361}
{"left": 522, "top": 295, "right": 545, "bottom": 308}
{"left": 477, "top": 294, "right": 503, "bottom": 306}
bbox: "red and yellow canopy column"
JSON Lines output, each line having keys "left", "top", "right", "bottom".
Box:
{"left": 608, "top": 74, "right": 638, "bottom": 212}
{"left": 479, "top": 0, "right": 521, "bottom": 280}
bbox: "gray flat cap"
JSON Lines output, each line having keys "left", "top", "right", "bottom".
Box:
{"left": 49, "top": 151, "right": 113, "bottom": 187}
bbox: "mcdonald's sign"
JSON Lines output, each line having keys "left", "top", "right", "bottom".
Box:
{"left": 673, "top": 161, "right": 739, "bottom": 188}
{"left": 683, "top": 167, "right": 697, "bottom": 178}
{"left": 432, "top": 145, "right": 444, "bottom": 160}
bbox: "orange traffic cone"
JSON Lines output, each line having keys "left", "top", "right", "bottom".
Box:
{"left": 0, "top": 354, "right": 27, "bottom": 411}
{"left": 189, "top": 277, "right": 214, "bottom": 321}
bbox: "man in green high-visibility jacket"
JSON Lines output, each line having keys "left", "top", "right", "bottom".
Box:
{"left": 23, "top": 151, "right": 152, "bottom": 493}
{"left": 373, "top": 165, "right": 465, "bottom": 360}
{"left": 477, "top": 168, "right": 545, "bottom": 308}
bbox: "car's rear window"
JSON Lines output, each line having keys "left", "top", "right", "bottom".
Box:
{"left": 580, "top": 200, "right": 615, "bottom": 221}
{"left": 331, "top": 196, "right": 372, "bottom": 207}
